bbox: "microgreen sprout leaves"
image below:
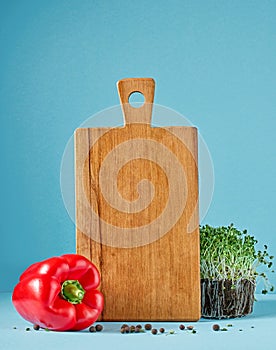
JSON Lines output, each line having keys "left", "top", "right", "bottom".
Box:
{"left": 200, "top": 224, "right": 274, "bottom": 294}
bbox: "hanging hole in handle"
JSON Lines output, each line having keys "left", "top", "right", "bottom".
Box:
{"left": 128, "top": 91, "right": 145, "bottom": 108}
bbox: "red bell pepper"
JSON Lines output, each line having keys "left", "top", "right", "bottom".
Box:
{"left": 12, "top": 254, "right": 104, "bottom": 331}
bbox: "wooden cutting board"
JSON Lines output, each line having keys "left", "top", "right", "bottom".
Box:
{"left": 75, "top": 78, "right": 200, "bottom": 321}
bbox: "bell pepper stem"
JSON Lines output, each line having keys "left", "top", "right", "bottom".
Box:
{"left": 61, "top": 280, "right": 85, "bottom": 304}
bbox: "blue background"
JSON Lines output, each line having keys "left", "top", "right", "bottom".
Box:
{"left": 1, "top": 0, "right": 275, "bottom": 292}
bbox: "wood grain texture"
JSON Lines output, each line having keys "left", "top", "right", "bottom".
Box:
{"left": 75, "top": 78, "right": 200, "bottom": 321}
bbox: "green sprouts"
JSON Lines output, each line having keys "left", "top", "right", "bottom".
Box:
{"left": 200, "top": 224, "right": 274, "bottom": 294}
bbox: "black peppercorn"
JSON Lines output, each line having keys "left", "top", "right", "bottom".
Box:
{"left": 145, "top": 323, "right": 152, "bottom": 331}
{"left": 151, "top": 328, "right": 158, "bottom": 335}
{"left": 179, "top": 324, "right": 185, "bottom": 330}
{"left": 212, "top": 324, "right": 220, "bottom": 331}
{"left": 159, "top": 327, "right": 165, "bottom": 333}
{"left": 33, "top": 324, "right": 40, "bottom": 331}
{"left": 89, "top": 326, "right": 96, "bottom": 332}
{"left": 95, "top": 324, "right": 103, "bottom": 332}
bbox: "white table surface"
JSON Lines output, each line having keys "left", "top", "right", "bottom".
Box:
{"left": 1, "top": 292, "right": 276, "bottom": 350}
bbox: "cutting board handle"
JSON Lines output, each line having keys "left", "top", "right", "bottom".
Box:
{"left": 117, "top": 78, "right": 155, "bottom": 125}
